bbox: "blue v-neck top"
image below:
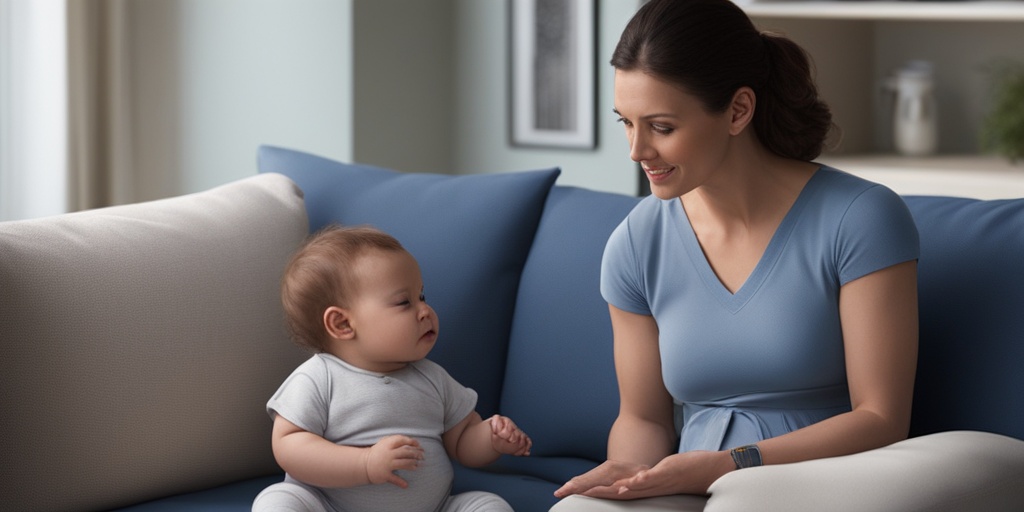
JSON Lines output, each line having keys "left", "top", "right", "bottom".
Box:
{"left": 601, "top": 166, "right": 919, "bottom": 452}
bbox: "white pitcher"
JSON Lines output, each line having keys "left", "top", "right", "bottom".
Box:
{"left": 888, "top": 60, "right": 938, "bottom": 156}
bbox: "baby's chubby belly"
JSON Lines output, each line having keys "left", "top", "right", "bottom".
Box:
{"left": 323, "top": 437, "right": 453, "bottom": 512}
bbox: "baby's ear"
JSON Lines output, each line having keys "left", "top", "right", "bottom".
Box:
{"left": 323, "top": 306, "right": 355, "bottom": 340}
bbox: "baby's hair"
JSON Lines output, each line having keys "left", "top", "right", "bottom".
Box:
{"left": 280, "top": 224, "right": 405, "bottom": 352}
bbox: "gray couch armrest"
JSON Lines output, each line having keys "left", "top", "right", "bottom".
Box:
{"left": 0, "top": 174, "right": 310, "bottom": 511}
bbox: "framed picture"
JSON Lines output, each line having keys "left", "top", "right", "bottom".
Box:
{"left": 510, "top": 0, "right": 596, "bottom": 149}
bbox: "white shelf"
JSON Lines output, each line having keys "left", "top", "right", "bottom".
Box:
{"left": 738, "top": 1, "right": 1024, "bottom": 21}
{"left": 733, "top": 2, "right": 1024, "bottom": 199}
{"left": 820, "top": 154, "right": 1024, "bottom": 199}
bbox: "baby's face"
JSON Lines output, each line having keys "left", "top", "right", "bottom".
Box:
{"left": 341, "top": 250, "right": 439, "bottom": 373}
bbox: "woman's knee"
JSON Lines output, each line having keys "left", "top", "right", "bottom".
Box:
{"left": 550, "top": 494, "right": 708, "bottom": 512}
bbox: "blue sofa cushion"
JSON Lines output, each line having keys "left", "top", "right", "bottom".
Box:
{"left": 453, "top": 464, "right": 562, "bottom": 512}
{"left": 501, "top": 186, "right": 641, "bottom": 465}
{"left": 110, "top": 476, "right": 283, "bottom": 512}
{"left": 257, "top": 145, "right": 559, "bottom": 415}
{"left": 454, "top": 455, "right": 619, "bottom": 511}
{"left": 903, "top": 196, "right": 1024, "bottom": 441}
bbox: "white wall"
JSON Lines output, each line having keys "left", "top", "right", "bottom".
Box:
{"left": 123, "top": 0, "right": 641, "bottom": 201}
{"left": 12, "top": 1, "right": 1020, "bottom": 212}
{"left": 349, "top": 0, "right": 640, "bottom": 195}
{"left": 129, "top": 0, "right": 353, "bottom": 201}
{"left": 451, "top": 0, "right": 638, "bottom": 195}
{"left": 352, "top": 0, "right": 455, "bottom": 174}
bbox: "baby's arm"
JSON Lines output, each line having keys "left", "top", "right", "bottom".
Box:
{"left": 272, "top": 414, "right": 424, "bottom": 488}
{"left": 443, "top": 412, "right": 532, "bottom": 468}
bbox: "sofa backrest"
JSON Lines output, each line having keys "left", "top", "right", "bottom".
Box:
{"left": 257, "top": 144, "right": 1024, "bottom": 457}
{"left": 501, "top": 186, "right": 641, "bottom": 461}
{"left": 257, "top": 145, "right": 560, "bottom": 416}
{"left": 903, "top": 195, "right": 1024, "bottom": 441}
{"left": 0, "top": 174, "right": 310, "bottom": 511}
{"left": 503, "top": 189, "right": 1024, "bottom": 462}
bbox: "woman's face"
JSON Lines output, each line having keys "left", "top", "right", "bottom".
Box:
{"left": 613, "top": 69, "right": 735, "bottom": 200}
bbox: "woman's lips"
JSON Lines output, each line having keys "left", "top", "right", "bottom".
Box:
{"left": 644, "top": 166, "right": 675, "bottom": 181}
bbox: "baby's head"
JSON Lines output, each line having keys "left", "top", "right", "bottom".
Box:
{"left": 281, "top": 224, "right": 410, "bottom": 353}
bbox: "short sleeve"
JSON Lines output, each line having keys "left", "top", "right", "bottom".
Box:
{"left": 415, "top": 359, "right": 478, "bottom": 432}
{"left": 266, "top": 356, "right": 330, "bottom": 436}
{"left": 441, "top": 375, "right": 477, "bottom": 432}
{"left": 600, "top": 217, "right": 651, "bottom": 315}
{"left": 836, "top": 185, "right": 920, "bottom": 285}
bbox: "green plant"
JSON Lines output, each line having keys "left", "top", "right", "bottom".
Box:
{"left": 981, "top": 61, "right": 1024, "bottom": 163}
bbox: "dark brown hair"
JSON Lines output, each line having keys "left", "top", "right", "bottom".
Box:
{"left": 280, "top": 224, "right": 405, "bottom": 352}
{"left": 611, "top": 0, "right": 834, "bottom": 161}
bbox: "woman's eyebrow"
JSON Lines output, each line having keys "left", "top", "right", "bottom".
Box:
{"left": 613, "top": 108, "right": 677, "bottom": 120}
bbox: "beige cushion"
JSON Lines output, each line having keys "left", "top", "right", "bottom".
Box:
{"left": 0, "top": 173, "right": 310, "bottom": 511}
{"left": 549, "top": 431, "right": 1024, "bottom": 512}
{"left": 551, "top": 494, "right": 708, "bottom": 511}
{"left": 707, "top": 430, "right": 1024, "bottom": 512}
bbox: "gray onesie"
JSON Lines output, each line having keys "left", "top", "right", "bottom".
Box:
{"left": 252, "top": 353, "right": 512, "bottom": 512}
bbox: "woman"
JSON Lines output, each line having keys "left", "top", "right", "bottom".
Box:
{"left": 553, "top": 0, "right": 919, "bottom": 507}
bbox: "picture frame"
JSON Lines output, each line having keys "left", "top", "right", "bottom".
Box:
{"left": 510, "top": 0, "right": 596, "bottom": 149}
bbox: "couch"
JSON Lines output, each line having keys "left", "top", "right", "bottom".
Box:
{"left": 2, "top": 145, "right": 1023, "bottom": 512}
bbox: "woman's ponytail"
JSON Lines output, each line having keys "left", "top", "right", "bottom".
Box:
{"left": 754, "top": 32, "right": 836, "bottom": 161}
{"left": 612, "top": 0, "right": 836, "bottom": 162}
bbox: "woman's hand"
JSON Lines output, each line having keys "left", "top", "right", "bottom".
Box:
{"left": 610, "top": 450, "right": 734, "bottom": 499}
{"left": 555, "top": 451, "right": 734, "bottom": 500}
{"left": 553, "top": 459, "right": 650, "bottom": 499}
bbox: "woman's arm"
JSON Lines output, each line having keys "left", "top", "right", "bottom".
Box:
{"left": 757, "top": 260, "right": 919, "bottom": 464}
{"left": 579, "top": 261, "right": 918, "bottom": 499}
{"left": 607, "top": 305, "right": 678, "bottom": 463}
{"left": 554, "top": 305, "right": 678, "bottom": 498}
{"left": 271, "top": 415, "right": 424, "bottom": 489}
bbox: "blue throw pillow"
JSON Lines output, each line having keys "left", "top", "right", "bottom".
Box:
{"left": 501, "top": 186, "right": 640, "bottom": 463}
{"left": 903, "top": 195, "right": 1024, "bottom": 441}
{"left": 258, "top": 145, "right": 560, "bottom": 415}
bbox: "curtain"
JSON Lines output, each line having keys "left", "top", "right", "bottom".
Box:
{"left": 0, "top": 0, "right": 68, "bottom": 221}
{"left": 66, "top": 0, "right": 133, "bottom": 211}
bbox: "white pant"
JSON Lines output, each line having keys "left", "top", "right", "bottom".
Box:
{"left": 252, "top": 481, "right": 512, "bottom": 512}
{"left": 550, "top": 431, "right": 1024, "bottom": 512}
{"left": 552, "top": 495, "right": 707, "bottom": 512}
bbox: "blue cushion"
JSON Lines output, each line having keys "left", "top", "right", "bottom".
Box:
{"left": 467, "top": 455, "right": 600, "bottom": 490}
{"left": 257, "top": 145, "right": 559, "bottom": 415}
{"left": 109, "top": 475, "right": 283, "bottom": 511}
{"left": 501, "top": 186, "right": 641, "bottom": 461}
{"left": 903, "top": 196, "right": 1024, "bottom": 441}
{"left": 453, "top": 464, "right": 563, "bottom": 512}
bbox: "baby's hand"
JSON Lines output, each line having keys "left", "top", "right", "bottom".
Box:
{"left": 489, "top": 415, "right": 532, "bottom": 456}
{"left": 364, "top": 435, "right": 424, "bottom": 488}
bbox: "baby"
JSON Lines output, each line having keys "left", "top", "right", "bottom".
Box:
{"left": 253, "top": 225, "right": 532, "bottom": 512}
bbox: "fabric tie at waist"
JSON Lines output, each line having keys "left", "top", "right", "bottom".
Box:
{"left": 677, "top": 394, "right": 851, "bottom": 453}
